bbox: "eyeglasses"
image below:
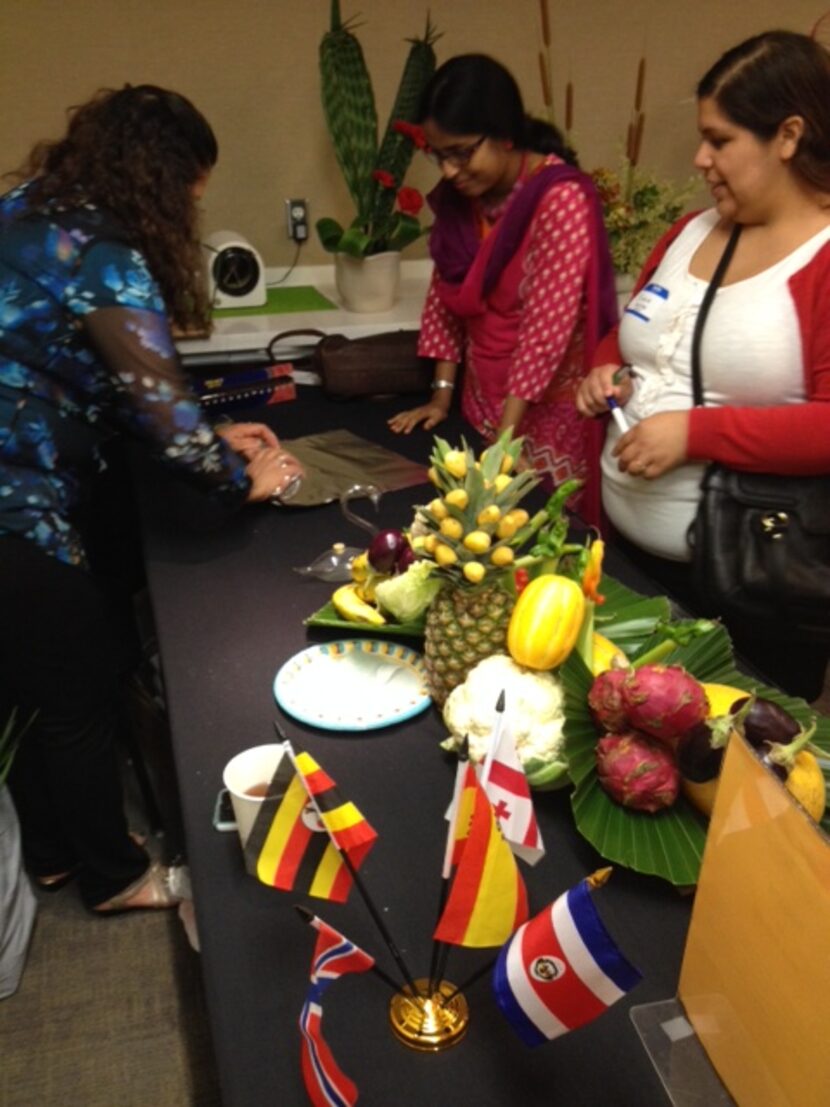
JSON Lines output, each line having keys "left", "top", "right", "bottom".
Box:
{"left": 423, "top": 135, "right": 486, "bottom": 168}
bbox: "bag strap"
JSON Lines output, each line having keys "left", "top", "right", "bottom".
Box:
{"left": 265, "top": 328, "right": 330, "bottom": 362}
{"left": 690, "top": 223, "right": 742, "bottom": 407}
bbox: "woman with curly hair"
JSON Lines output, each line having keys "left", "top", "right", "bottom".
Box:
{"left": 0, "top": 85, "right": 302, "bottom": 912}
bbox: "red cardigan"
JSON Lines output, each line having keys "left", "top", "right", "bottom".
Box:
{"left": 593, "top": 212, "right": 830, "bottom": 475}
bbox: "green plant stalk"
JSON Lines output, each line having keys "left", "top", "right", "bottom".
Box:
{"left": 574, "top": 599, "right": 595, "bottom": 672}
{"left": 629, "top": 620, "right": 717, "bottom": 669}
{"left": 320, "top": 0, "right": 378, "bottom": 221}
{"left": 359, "top": 22, "right": 437, "bottom": 251}
{"left": 766, "top": 720, "right": 818, "bottom": 769}
{"left": 318, "top": 3, "right": 437, "bottom": 256}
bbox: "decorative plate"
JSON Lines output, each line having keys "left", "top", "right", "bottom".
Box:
{"left": 274, "top": 639, "right": 431, "bottom": 732}
{"left": 304, "top": 600, "right": 425, "bottom": 638}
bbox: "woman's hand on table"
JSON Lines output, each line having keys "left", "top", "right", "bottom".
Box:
{"left": 388, "top": 399, "right": 451, "bottom": 434}
{"left": 576, "top": 363, "right": 634, "bottom": 417}
{"left": 612, "top": 411, "right": 689, "bottom": 479}
{"left": 244, "top": 447, "right": 305, "bottom": 502}
{"left": 215, "top": 421, "right": 280, "bottom": 461}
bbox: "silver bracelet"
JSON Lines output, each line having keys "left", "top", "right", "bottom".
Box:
{"left": 432, "top": 379, "right": 455, "bottom": 391}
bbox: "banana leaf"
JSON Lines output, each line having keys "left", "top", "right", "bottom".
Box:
{"left": 592, "top": 574, "right": 671, "bottom": 653}
{"left": 305, "top": 599, "right": 425, "bottom": 638}
{"left": 563, "top": 576, "right": 830, "bottom": 885}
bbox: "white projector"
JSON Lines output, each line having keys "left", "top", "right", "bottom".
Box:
{"left": 203, "top": 230, "right": 267, "bottom": 309}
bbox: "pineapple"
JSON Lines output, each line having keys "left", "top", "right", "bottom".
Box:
{"left": 416, "top": 434, "right": 547, "bottom": 705}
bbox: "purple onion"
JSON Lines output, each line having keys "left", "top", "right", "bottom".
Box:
{"left": 367, "top": 529, "right": 407, "bottom": 573}
{"left": 394, "top": 543, "right": 416, "bottom": 574}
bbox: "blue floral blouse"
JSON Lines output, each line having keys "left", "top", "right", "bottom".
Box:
{"left": 0, "top": 182, "right": 249, "bottom": 566}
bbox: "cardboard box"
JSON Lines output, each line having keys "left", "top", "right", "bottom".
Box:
{"left": 678, "top": 736, "right": 830, "bottom": 1106}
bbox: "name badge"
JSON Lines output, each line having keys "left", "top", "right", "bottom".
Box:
{"left": 624, "top": 282, "right": 669, "bottom": 324}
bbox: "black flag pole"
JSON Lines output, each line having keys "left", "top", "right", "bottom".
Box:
{"left": 426, "top": 736, "right": 470, "bottom": 996}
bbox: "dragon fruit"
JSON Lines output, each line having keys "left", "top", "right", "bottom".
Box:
{"left": 620, "top": 665, "right": 708, "bottom": 746}
{"left": 587, "top": 668, "right": 630, "bottom": 733}
{"left": 596, "top": 731, "right": 680, "bottom": 812}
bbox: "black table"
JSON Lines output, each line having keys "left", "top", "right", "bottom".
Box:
{"left": 139, "top": 388, "right": 692, "bottom": 1106}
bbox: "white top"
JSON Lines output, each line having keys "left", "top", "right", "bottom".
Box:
{"left": 601, "top": 209, "right": 830, "bottom": 560}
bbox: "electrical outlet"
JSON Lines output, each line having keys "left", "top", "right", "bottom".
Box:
{"left": 285, "top": 198, "right": 309, "bottom": 243}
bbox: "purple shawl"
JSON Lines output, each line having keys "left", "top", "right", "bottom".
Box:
{"left": 427, "top": 162, "right": 617, "bottom": 332}
{"left": 426, "top": 162, "right": 619, "bottom": 531}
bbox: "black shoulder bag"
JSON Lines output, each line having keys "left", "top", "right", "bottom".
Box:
{"left": 688, "top": 225, "right": 830, "bottom": 642}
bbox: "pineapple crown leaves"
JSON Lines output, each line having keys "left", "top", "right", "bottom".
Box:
{"left": 414, "top": 433, "right": 549, "bottom": 586}
{"left": 318, "top": 2, "right": 437, "bottom": 257}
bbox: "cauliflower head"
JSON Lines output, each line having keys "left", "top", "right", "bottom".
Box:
{"left": 441, "top": 654, "right": 569, "bottom": 789}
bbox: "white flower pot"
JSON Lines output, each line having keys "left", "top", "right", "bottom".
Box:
{"left": 334, "top": 251, "right": 401, "bottom": 313}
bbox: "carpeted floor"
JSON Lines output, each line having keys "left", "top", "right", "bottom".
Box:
{"left": 0, "top": 701, "right": 221, "bottom": 1107}
{"left": 0, "top": 880, "right": 221, "bottom": 1107}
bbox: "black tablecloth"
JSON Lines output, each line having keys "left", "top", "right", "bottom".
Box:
{"left": 138, "top": 388, "right": 690, "bottom": 1106}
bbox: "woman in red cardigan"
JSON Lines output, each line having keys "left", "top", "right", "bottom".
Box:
{"left": 576, "top": 30, "right": 830, "bottom": 700}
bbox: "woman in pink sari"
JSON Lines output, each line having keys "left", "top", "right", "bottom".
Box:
{"left": 389, "top": 55, "right": 616, "bottom": 526}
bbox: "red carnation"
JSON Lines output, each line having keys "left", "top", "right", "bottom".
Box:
{"left": 393, "top": 120, "right": 427, "bottom": 149}
{"left": 372, "top": 169, "right": 396, "bottom": 189}
{"left": 396, "top": 187, "right": 423, "bottom": 216}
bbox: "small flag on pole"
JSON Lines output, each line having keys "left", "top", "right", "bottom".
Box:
{"left": 248, "top": 744, "right": 377, "bottom": 903}
{"left": 434, "top": 762, "right": 528, "bottom": 948}
{"left": 492, "top": 874, "right": 641, "bottom": 1046}
{"left": 479, "top": 702, "right": 544, "bottom": 867}
{"left": 299, "top": 915, "right": 374, "bottom": 1107}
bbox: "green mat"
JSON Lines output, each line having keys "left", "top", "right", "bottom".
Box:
{"left": 213, "top": 286, "right": 336, "bottom": 318}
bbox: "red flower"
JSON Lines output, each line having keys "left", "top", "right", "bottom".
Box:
{"left": 372, "top": 169, "right": 396, "bottom": 189}
{"left": 396, "top": 187, "right": 423, "bottom": 216}
{"left": 393, "top": 120, "right": 427, "bottom": 149}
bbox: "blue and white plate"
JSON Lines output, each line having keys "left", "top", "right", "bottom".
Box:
{"left": 273, "top": 639, "right": 431, "bottom": 732}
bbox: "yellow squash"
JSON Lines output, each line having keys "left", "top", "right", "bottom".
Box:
{"left": 784, "top": 751, "right": 827, "bottom": 822}
{"left": 701, "top": 682, "right": 746, "bottom": 717}
{"left": 591, "top": 632, "right": 628, "bottom": 675}
{"left": 507, "top": 573, "right": 585, "bottom": 671}
{"left": 680, "top": 682, "right": 746, "bottom": 818}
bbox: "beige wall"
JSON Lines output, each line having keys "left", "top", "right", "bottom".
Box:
{"left": 0, "top": 1, "right": 822, "bottom": 266}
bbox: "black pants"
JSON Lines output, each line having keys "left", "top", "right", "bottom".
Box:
{"left": 613, "top": 534, "right": 828, "bottom": 703}
{"left": 1, "top": 536, "right": 148, "bottom": 907}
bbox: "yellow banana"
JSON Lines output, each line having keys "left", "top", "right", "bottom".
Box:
{"left": 332, "top": 583, "right": 386, "bottom": 626}
{"left": 350, "top": 551, "right": 370, "bottom": 582}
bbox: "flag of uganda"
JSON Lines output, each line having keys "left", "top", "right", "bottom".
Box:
{"left": 247, "top": 750, "right": 377, "bottom": 904}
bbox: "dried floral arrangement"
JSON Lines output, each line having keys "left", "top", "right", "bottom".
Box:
{"left": 534, "top": 3, "right": 695, "bottom": 277}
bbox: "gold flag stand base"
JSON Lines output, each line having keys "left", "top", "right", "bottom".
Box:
{"left": 388, "top": 978, "right": 469, "bottom": 1052}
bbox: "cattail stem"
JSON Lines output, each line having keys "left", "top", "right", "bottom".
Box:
{"left": 539, "top": 0, "right": 551, "bottom": 46}
{"left": 634, "top": 57, "right": 646, "bottom": 112}
{"left": 538, "top": 51, "right": 552, "bottom": 107}
{"left": 632, "top": 111, "right": 645, "bottom": 167}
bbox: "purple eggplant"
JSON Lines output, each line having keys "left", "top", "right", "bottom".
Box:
{"left": 677, "top": 722, "right": 725, "bottom": 783}
{"left": 731, "top": 696, "right": 800, "bottom": 750}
